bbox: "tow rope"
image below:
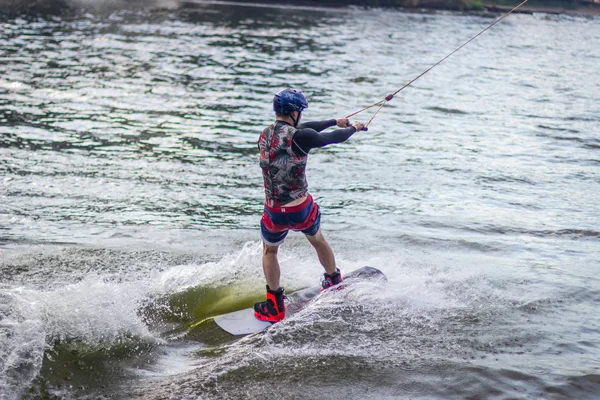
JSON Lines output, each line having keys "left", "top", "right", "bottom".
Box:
{"left": 347, "top": 0, "right": 529, "bottom": 130}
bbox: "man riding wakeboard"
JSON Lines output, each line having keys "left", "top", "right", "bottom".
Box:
{"left": 254, "top": 88, "right": 366, "bottom": 323}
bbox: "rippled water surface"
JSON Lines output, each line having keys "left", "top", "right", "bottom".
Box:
{"left": 1, "top": 2, "right": 600, "bottom": 399}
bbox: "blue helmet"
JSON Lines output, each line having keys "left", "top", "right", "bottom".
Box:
{"left": 273, "top": 88, "right": 308, "bottom": 115}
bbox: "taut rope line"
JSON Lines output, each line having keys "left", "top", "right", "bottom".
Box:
{"left": 347, "top": 0, "right": 530, "bottom": 128}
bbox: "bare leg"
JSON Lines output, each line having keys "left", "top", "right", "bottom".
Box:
{"left": 262, "top": 243, "right": 281, "bottom": 289}
{"left": 305, "top": 228, "right": 337, "bottom": 275}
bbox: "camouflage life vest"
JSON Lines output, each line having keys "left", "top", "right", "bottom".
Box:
{"left": 258, "top": 121, "right": 308, "bottom": 207}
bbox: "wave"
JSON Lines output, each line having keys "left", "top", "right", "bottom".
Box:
{"left": 132, "top": 253, "right": 563, "bottom": 399}
{"left": 3, "top": 236, "right": 593, "bottom": 399}
{"left": 0, "top": 242, "right": 269, "bottom": 399}
{"left": 425, "top": 106, "right": 470, "bottom": 115}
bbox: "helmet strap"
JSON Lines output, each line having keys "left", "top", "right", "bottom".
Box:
{"left": 290, "top": 111, "right": 301, "bottom": 128}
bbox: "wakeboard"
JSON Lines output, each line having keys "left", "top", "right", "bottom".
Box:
{"left": 214, "top": 266, "right": 386, "bottom": 335}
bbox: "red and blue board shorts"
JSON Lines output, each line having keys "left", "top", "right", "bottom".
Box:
{"left": 260, "top": 194, "right": 321, "bottom": 246}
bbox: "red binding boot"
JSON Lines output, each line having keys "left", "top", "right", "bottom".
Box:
{"left": 254, "top": 285, "right": 286, "bottom": 322}
{"left": 321, "top": 268, "right": 342, "bottom": 290}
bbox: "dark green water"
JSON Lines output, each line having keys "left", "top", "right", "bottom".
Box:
{"left": 1, "top": 2, "right": 599, "bottom": 399}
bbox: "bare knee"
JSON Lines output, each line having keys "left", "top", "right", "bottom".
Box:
{"left": 306, "top": 229, "right": 327, "bottom": 245}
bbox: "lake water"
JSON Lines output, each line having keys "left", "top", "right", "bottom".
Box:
{"left": 1, "top": 2, "right": 599, "bottom": 399}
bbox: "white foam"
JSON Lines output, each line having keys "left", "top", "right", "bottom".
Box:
{"left": 211, "top": 248, "right": 552, "bottom": 369}
{"left": 0, "top": 241, "right": 272, "bottom": 398}
{"left": 0, "top": 290, "right": 47, "bottom": 400}
{"left": 1, "top": 242, "right": 554, "bottom": 399}
{"left": 0, "top": 79, "right": 31, "bottom": 92}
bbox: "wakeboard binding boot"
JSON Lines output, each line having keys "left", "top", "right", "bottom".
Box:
{"left": 254, "top": 285, "right": 286, "bottom": 323}
{"left": 321, "top": 268, "right": 343, "bottom": 290}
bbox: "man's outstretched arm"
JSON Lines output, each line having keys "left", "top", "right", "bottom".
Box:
{"left": 297, "top": 119, "right": 337, "bottom": 132}
{"left": 292, "top": 119, "right": 365, "bottom": 155}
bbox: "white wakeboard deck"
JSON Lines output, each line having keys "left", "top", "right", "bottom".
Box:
{"left": 213, "top": 308, "right": 272, "bottom": 335}
{"left": 214, "top": 266, "right": 386, "bottom": 336}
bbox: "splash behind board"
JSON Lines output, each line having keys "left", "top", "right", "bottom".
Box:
{"left": 214, "top": 266, "right": 386, "bottom": 335}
